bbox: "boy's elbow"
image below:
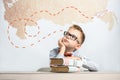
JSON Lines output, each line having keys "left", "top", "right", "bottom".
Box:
{"left": 89, "top": 66, "right": 99, "bottom": 72}
{"left": 83, "top": 64, "right": 99, "bottom": 72}
{"left": 89, "top": 68, "right": 98, "bottom": 72}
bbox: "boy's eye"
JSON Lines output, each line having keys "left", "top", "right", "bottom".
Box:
{"left": 71, "top": 35, "right": 77, "bottom": 40}
{"left": 64, "top": 31, "right": 78, "bottom": 41}
{"left": 66, "top": 32, "right": 70, "bottom": 35}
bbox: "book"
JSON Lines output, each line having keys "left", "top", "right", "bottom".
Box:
{"left": 50, "top": 58, "right": 63, "bottom": 66}
{"left": 50, "top": 58, "right": 83, "bottom": 67}
{"left": 50, "top": 65, "right": 80, "bottom": 73}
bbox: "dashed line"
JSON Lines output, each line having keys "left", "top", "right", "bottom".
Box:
{"left": 10, "top": 42, "right": 14, "bottom": 45}
{"left": 37, "top": 40, "right": 41, "bottom": 42}
{"left": 96, "top": 10, "right": 110, "bottom": 18}
{"left": 24, "top": 26, "right": 40, "bottom": 38}
{"left": 6, "top": 5, "right": 110, "bottom": 48}
{"left": 53, "top": 31, "right": 56, "bottom": 33}
{"left": 15, "top": 46, "right": 19, "bottom": 48}
{"left": 7, "top": 18, "right": 40, "bottom": 48}
{"left": 8, "top": 36, "right": 10, "bottom": 40}
{"left": 7, "top": 23, "right": 63, "bottom": 48}
{"left": 30, "top": 43, "right": 35, "bottom": 46}
{"left": 47, "top": 33, "right": 51, "bottom": 36}
{"left": 30, "top": 6, "right": 110, "bottom": 20}
{"left": 22, "top": 46, "right": 26, "bottom": 48}
{"left": 42, "top": 37, "right": 46, "bottom": 39}
{"left": 30, "top": 6, "right": 93, "bottom": 19}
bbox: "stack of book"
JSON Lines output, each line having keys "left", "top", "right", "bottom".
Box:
{"left": 50, "top": 58, "right": 82, "bottom": 72}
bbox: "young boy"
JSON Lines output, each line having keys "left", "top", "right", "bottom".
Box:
{"left": 49, "top": 24, "right": 98, "bottom": 72}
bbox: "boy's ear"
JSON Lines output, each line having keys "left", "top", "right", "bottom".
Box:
{"left": 75, "top": 44, "right": 81, "bottom": 50}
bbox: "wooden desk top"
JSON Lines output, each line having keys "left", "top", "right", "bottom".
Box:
{"left": 0, "top": 71, "right": 120, "bottom": 80}
{"left": 0, "top": 68, "right": 120, "bottom": 80}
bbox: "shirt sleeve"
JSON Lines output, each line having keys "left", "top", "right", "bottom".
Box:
{"left": 73, "top": 51, "right": 98, "bottom": 72}
{"left": 49, "top": 48, "right": 64, "bottom": 58}
{"left": 81, "top": 57, "right": 98, "bottom": 72}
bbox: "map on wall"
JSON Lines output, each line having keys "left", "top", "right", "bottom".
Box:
{"left": 3, "top": 0, "right": 117, "bottom": 48}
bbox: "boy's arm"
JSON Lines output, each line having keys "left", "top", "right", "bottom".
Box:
{"left": 49, "top": 38, "right": 65, "bottom": 58}
{"left": 73, "top": 52, "right": 98, "bottom": 71}
{"left": 55, "top": 38, "right": 66, "bottom": 58}
{"left": 58, "top": 38, "right": 66, "bottom": 55}
{"left": 81, "top": 57, "right": 98, "bottom": 71}
{"left": 49, "top": 48, "right": 65, "bottom": 58}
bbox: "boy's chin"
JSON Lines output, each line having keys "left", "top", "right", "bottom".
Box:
{"left": 63, "top": 42, "right": 70, "bottom": 47}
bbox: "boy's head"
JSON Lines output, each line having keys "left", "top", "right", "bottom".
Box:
{"left": 62, "top": 24, "right": 85, "bottom": 50}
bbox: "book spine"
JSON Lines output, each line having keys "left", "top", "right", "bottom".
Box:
{"left": 50, "top": 66, "right": 80, "bottom": 72}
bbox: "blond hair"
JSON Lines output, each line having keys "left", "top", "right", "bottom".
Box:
{"left": 69, "top": 24, "right": 85, "bottom": 44}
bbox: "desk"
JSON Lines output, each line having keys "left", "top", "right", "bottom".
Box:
{"left": 0, "top": 72, "right": 120, "bottom": 80}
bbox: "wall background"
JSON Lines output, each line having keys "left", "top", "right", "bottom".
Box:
{"left": 0, "top": 0, "right": 120, "bottom": 72}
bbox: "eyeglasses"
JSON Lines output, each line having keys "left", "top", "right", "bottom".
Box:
{"left": 64, "top": 31, "right": 80, "bottom": 44}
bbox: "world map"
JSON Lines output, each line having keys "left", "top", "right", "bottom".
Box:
{"left": 3, "top": 0, "right": 116, "bottom": 48}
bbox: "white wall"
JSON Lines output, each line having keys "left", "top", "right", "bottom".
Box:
{"left": 0, "top": 0, "right": 120, "bottom": 72}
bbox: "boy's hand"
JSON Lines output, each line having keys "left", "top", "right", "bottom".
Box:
{"left": 58, "top": 38, "right": 65, "bottom": 48}
{"left": 58, "top": 38, "right": 66, "bottom": 54}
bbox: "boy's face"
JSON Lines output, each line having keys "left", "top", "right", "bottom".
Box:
{"left": 62, "top": 28, "right": 82, "bottom": 50}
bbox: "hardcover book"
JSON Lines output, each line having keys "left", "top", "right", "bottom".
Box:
{"left": 50, "top": 58, "right": 83, "bottom": 67}
{"left": 50, "top": 65, "right": 80, "bottom": 73}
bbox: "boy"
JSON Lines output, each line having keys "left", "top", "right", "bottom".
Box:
{"left": 49, "top": 24, "right": 98, "bottom": 72}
